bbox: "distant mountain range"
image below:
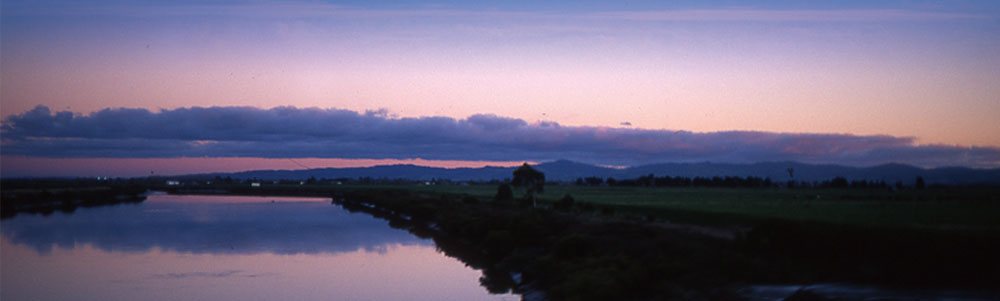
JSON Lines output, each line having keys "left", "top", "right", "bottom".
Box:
{"left": 191, "top": 160, "right": 1000, "bottom": 185}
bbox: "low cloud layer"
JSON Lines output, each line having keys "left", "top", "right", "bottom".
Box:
{"left": 3, "top": 105, "right": 998, "bottom": 168}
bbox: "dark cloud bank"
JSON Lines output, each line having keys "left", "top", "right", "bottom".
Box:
{"left": 3, "top": 105, "right": 998, "bottom": 168}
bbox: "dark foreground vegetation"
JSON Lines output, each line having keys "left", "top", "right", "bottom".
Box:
{"left": 336, "top": 189, "right": 753, "bottom": 299}
{"left": 1, "top": 178, "right": 147, "bottom": 219}
{"left": 4, "top": 175, "right": 1000, "bottom": 300}
{"left": 334, "top": 187, "right": 1000, "bottom": 300}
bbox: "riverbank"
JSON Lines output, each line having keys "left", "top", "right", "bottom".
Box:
{"left": 326, "top": 188, "right": 1000, "bottom": 300}
{"left": 1, "top": 183, "right": 146, "bottom": 219}
{"left": 333, "top": 189, "right": 753, "bottom": 300}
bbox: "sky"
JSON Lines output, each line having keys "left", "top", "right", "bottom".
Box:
{"left": 2, "top": 0, "right": 1000, "bottom": 177}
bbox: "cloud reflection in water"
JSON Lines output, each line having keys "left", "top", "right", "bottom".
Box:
{"left": 0, "top": 194, "right": 430, "bottom": 256}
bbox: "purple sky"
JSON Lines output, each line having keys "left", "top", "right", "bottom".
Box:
{"left": 2, "top": 1, "right": 999, "bottom": 177}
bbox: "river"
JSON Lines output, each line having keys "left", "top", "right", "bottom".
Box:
{"left": 1, "top": 193, "right": 519, "bottom": 300}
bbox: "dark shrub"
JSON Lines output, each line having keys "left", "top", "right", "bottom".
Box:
{"left": 482, "top": 230, "right": 515, "bottom": 257}
{"left": 552, "top": 234, "right": 592, "bottom": 259}
{"left": 516, "top": 196, "right": 534, "bottom": 208}
{"left": 554, "top": 194, "right": 575, "bottom": 212}
{"left": 785, "top": 288, "right": 825, "bottom": 301}
{"left": 494, "top": 183, "right": 513, "bottom": 203}
{"left": 462, "top": 195, "right": 479, "bottom": 204}
{"left": 600, "top": 206, "right": 615, "bottom": 217}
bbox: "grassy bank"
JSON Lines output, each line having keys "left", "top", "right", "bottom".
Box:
{"left": 325, "top": 185, "right": 1000, "bottom": 299}
{"left": 334, "top": 189, "right": 754, "bottom": 300}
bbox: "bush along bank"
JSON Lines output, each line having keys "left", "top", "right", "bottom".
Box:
{"left": 333, "top": 188, "right": 1000, "bottom": 301}
{"left": 1, "top": 185, "right": 147, "bottom": 219}
{"left": 334, "top": 189, "right": 763, "bottom": 300}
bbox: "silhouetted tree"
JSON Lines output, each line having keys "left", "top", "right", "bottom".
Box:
{"left": 915, "top": 176, "right": 925, "bottom": 190}
{"left": 830, "top": 177, "right": 849, "bottom": 188}
{"left": 512, "top": 163, "right": 545, "bottom": 208}
{"left": 640, "top": 173, "right": 655, "bottom": 187}
{"left": 787, "top": 167, "right": 795, "bottom": 178}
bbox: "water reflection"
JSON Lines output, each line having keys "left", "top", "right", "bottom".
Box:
{"left": 2, "top": 194, "right": 428, "bottom": 255}
{"left": 1, "top": 194, "right": 517, "bottom": 301}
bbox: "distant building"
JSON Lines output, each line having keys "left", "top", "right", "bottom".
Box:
{"left": 166, "top": 180, "right": 180, "bottom": 186}
{"left": 250, "top": 182, "right": 261, "bottom": 187}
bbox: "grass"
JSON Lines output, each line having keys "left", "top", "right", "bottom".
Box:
{"left": 371, "top": 183, "right": 1000, "bottom": 231}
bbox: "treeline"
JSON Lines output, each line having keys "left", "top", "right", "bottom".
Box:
{"left": 1, "top": 178, "right": 148, "bottom": 219}
{"left": 2, "top": 177, "right": 162, "bottom": 189}
{"left": 576, "top": 174, "right": 925, "bottom": 190}
{"left": 160, "top": 176, "right": 430, "bottom": 186}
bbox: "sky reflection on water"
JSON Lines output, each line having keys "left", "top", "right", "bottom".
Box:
{"left": 1, "top": 194, "right": 517, "bottom": 300}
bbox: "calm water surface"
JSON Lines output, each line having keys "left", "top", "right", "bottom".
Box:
{"left": 1, "top": 193, "right": 518, "bottom": 300}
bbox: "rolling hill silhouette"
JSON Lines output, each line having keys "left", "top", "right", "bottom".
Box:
{"left": 192, "top": 160, "right": 1000, "bottom": 185}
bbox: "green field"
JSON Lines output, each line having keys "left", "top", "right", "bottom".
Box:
{"left": 372, "top": 183, "right": 1000, "bottom": 232}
